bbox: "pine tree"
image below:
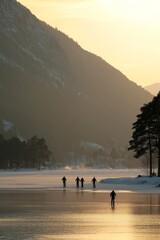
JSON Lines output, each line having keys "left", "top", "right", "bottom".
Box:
{"left": 129, "top": 92, "right": 160, "bottom": 177}
{"left": 150, "top": 93, "right": 160, "bottom": 176}
{"left": 128, "top": 102, "right": 154, "bottom": 176}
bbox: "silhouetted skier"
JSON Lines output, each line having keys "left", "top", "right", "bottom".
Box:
{"left": 62, "top": 176, "right": 67, "bottom": 188}
{"left": 91, "top": 177, "right": 97, "bottom": 188}
{"left": 110, "top": 190, "right": 116, "bottom": 207}
{"left": 75, "top": 176, "right": 80, "bottom": 188}
{"left": 80, "top": 177, "right": 85, "bottom": 188}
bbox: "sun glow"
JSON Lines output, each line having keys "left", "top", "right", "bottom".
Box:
{"left": 18, "top": 0, "right": 160, "bottom": 87}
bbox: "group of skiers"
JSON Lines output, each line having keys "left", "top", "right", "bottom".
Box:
{"left": 62, "top": 176, "right": 97, "bottom": 189}
{"left": 61, "top": 176, "right": 117, "bottom": 207}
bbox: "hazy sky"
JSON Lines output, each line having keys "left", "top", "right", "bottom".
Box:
{"left": 18, "top": 0, "right": 160, "bottom": 87}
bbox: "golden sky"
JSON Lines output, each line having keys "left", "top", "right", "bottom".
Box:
{"left": 18, "top": 0, "right": 160, "bottom": 87}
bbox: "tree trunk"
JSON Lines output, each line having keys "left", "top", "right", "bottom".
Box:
{"left": 148, "top": 132, "right": 152, "bottom": 176}
{"left": 149, "top": 149, "right": 152, "bottom": 176}
{"left": 158, "top": 142, "right": 160, "bottom": 177}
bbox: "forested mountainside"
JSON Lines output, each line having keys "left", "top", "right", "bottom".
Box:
{"left": 0, "top": 0, "right": 152, "bottom": 164}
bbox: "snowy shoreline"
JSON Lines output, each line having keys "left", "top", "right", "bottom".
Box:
{"left": 0, "top": 169, "right": 160, "bottom": 193}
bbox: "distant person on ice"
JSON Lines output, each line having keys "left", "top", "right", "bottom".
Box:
{"left": 75, "top": 176, "right": 80, "bottom": 188}
{"left": 110, "top": 190, "right": 116, "bottom": 207}
{"left": 62, "top": 176, "right": 67, "bottom": 188}
{"left": 80, "top": 177, "right": 85, "bottom": 188}
{"left": 91, "top": 177, "right": 97, "bottom": 188}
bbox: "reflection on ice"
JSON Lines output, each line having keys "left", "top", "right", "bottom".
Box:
{"left": 0, "top": 190, "right": 160, "bottom": 240}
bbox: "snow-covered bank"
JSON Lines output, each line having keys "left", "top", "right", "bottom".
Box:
{"left": 100, "top": 176, "right": 160, "bottom": 185}
{"left": 100, "top": 176, "right": 160, "bottom": 193}
{"left": 0, "top": 169, "right": 159, "bottom": 193}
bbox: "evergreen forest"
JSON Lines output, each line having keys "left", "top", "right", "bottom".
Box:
{"left": 0, "top": 135, "right": 52, "bottom": 170}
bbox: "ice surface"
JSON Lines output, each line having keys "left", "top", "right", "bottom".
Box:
{"left": 0, "top": 168, "right": 160, "bottom": 193}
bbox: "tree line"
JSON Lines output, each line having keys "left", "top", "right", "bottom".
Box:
{"left": 129, "top": 92, "right": 160, "bottom": 177}
{"left": 0, "top": 135, "right": 52, "bottom": 170}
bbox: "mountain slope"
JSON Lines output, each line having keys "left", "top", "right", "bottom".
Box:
{"left": 145, "top": 83, "right": 160, "bottom": 95}
{"left": 0, "top": 0, "right": 152, "bottom": 159}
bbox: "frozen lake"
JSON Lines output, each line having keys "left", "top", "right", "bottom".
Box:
{"left": 0, "top": 169, "right": 160, "bottom": 239}
{"left": 0, "top": 168, "right": 148, "bottom": 189}
{"left": 0, "top": 190, "right": 160, "bottom": 240}
{"left": 0, "top": 168, "right": 159, "bottom": 192}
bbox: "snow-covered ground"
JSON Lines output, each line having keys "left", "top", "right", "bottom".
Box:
{"left": 0, "top": 168, "right": 160, "bottom": 193}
